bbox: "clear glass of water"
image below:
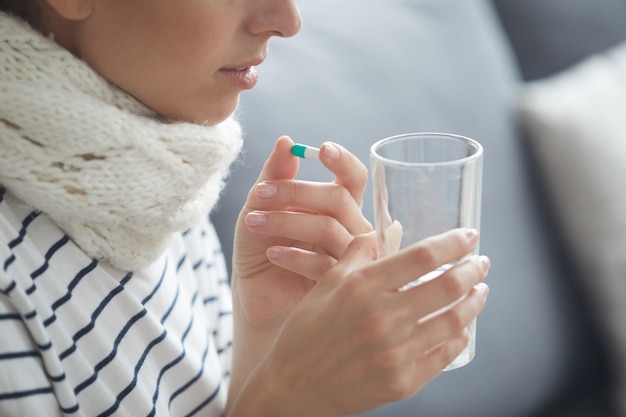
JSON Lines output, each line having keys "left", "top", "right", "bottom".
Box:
{"left": 370, "top": 132, "right": 483, "bottom": 370}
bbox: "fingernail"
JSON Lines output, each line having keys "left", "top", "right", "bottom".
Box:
{"left": 476, "top": 282, "right": 490, "bottom": 297}
{"left": 479, "top": 255, "right": 491, "bottom": 273}
{"left": 267, "top": 247, "right": 282, "bottom": 260}
{"left": 255, "top": 182, "right": 277, "bottom": 199}
{"left": 465, "top": 228, "right": 479, "bottom": 244}
{"left": 246, "top": 211, "right": 267, "bottom": 227}
{"left": 323, "top": 143, "right": 340, "bottom": 160}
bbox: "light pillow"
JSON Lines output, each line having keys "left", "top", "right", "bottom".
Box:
{"left": 519, "top": 40, "right": 626, "bottom": 414}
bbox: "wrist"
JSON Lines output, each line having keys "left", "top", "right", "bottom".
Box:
{"left": 227, "top": 281, "right": 283, "bottom": 412}
{"left": 227, "top": 355, "right": 341, "bottom": 417}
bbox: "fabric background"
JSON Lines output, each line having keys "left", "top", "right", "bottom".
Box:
{"left": 492, "top": 0, "right": 626, "bottom": 81}
{"left": 519, "top": 40, "right": 626, "bottom": 414}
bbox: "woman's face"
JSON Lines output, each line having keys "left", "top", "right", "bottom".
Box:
{"left": 68, "top": 0, "right": 302, "bottom": 125}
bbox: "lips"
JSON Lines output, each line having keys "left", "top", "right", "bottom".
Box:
{"left": 220, "top": 58, "right": 263, "bottom": 90}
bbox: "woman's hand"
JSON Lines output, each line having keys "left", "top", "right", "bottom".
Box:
{"left": 228, "top": 136, "right": 372, "bottom": 412}
{"left": 229, "top": 228, "right": 490, "bottom": 417}
{"left": 232, "top": 135, "right": 371, "bottom": 330}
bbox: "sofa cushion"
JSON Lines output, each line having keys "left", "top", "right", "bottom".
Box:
{"left": 492, "top": 0, "right": 626, "bottom": 81}
{"left": 212, "top": 0, "right": 603, "bottom": 416}
{"left": 519, "top": 40, "right": 626, "bottom": 414}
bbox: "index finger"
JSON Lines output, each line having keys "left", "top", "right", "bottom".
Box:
{"left": 370, "top": 228, "right": 480, "bottom": 291}
{"left": 318, "top": 142, "right": 368, "bottom": 207}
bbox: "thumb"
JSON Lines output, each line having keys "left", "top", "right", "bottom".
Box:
{"left": 257, "top": 135, "right": 299, "bottom": 182}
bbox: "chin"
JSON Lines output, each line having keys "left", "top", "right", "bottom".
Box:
{"left": 150, "top": 93, "right": 240, "bottom": 126}
{"left": 183, "top": 97, "right": 240, "bottom": 126}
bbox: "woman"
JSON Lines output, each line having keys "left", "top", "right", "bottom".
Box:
{"left": 0, "top": 0, "right": 490, "bottom": 416}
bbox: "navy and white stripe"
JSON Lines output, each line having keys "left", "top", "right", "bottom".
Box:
{"left": 0, "top": 187, "right": 233, "bottom": 416}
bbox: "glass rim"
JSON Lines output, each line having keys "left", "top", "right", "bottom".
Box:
{"left": 370, "top": 132, "right": 483, "bottom": 168}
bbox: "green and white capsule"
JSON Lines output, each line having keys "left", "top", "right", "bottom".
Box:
{"left": 291, "top": 143, "right": 320, "bottom": 160}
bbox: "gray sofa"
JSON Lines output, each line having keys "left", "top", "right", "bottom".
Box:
{"left": 211, "top": 1, "right": 626, "bottom": 416}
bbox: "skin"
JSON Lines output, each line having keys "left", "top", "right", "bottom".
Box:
{"left": 41, "top": 0, "right": 302, "bottom": 124}
{"left": 35, "top": 0, "right": 490, "bottom": 415}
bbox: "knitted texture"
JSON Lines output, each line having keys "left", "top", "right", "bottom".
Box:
{"left": 0, "top": 13, "right": 243, "bottom": 271}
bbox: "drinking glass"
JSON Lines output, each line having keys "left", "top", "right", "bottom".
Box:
{"left": 370, "top": 132, "right": 483, "bottom": 370}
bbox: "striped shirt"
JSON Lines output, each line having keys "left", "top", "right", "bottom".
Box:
{"left": 0, "top": 186, "right": 233, "bottom": 417}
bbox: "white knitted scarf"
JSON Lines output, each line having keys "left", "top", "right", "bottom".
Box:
{"left": 0, "top": 13, "right": 243, "bottom": 271}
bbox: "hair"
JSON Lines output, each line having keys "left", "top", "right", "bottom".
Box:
{"left": 0, "top": 0, "right": 41, "bottom": 27}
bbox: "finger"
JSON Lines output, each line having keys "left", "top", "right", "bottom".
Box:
{"left": 331, "top": 232, "right": 379, "bottom": 277}
{"left": 400, "top": 255, "right": 490, "bottom": 320}
{"left": 266, "top": 246, "right": 337, "bottom": 281}
{"left": 371, "top": 228, "right": 480, "bottom": 291}
{"left": 250, "top": 180, "right": 372, "bottom": 235}
{"left": 409, "top": 330, "right": 473, "bottom": 389}
{"left": 245, "top": 210, "right": 353, "bottom": 259}
{"left": 409, "top": 283, "right": 489, "bottom": 359}
{"left": 319, "top": 142, "right": 368, "bottom": 207}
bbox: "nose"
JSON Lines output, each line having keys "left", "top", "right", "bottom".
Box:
{"left": 246, "top": 0, "right": 302, "bottom": 38}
